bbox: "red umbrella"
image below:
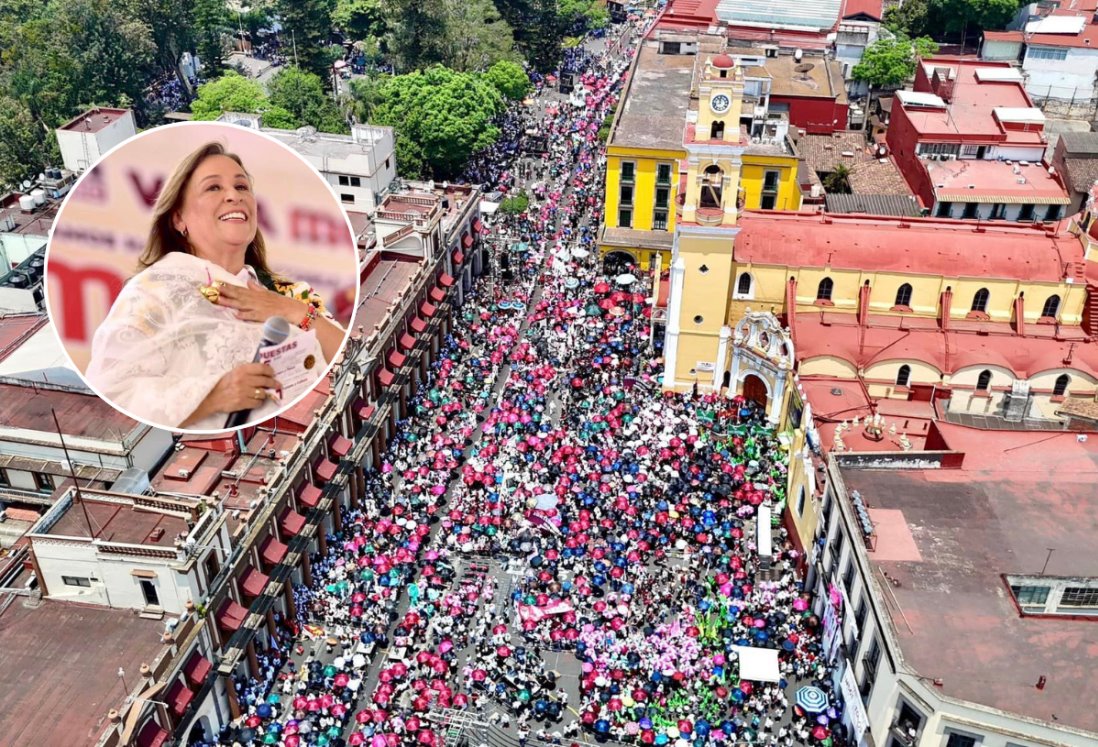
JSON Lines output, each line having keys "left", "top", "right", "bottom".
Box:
{"left": 356, "top": 711, "right": 371, "bottom": 724}
{"left": 245, "top": 715, "right": 261, "bottom": 728}
{"left": 594, "top": 281, "right": 611, "bottom": 293}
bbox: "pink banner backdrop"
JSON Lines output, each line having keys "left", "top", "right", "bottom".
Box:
{"left": 46, "top": 122, "right": 359, "bottom": 371}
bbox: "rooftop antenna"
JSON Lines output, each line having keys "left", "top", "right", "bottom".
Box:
{"left": 51, "top": 407, "right": 97, "bottom": 538}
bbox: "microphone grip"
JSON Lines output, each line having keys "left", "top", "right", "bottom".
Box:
{"left": 225, "top": 408, "right": 252, "bottom": 428}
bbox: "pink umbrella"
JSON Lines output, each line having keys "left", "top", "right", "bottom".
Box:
{"left": 350, "top": 733, "right": 366, "bottom": 746}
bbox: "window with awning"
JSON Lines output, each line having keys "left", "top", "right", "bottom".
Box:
{"left": 462, "top": 233, "right": 474, "bottom": 248}
{"left": 260, "top": 535, "right": 288, "bottom": 567}
{"left": 398, "top": 333, "right": 417, "bottom": 351}
{"left": 429, "top": 286, "right": 446, "bottom": 303}
{"left": 419, "top": 301, "right": 437, "bottom": 318}
{"left": 452, "top": 250, "right": 465, "bottom": 265}
{"left": 240, "top": 565, "right": 270, "bottom": 597}
{"left": 166, "top": 677, "right": 195, "bottom": 716}
{"left": 378, "top": 368, "right": 396, "bottom": 387}
{"left": 280, "top": 506, "right": 307, "bottom": 537}
{"left": 473, "top": 217, "right": 484, "bottom": 233}
{"left": 410, "top": 317, "right": 428, "bottom": 334}
{"left": 438, "top": 272, "right": 455, "bottom": 288}
{"left": 314, "top": 457, "right": 338, "bottom": 482}
{"left": 329, "top": 434, "right": 353, "bottom": 458}
{"left": 387, "top": 349, "right": 407, "bottom": 369}
{"left": 183, "top": 650, "right": 212, "bottom": 688}
{"left": 357, "top": 402, "right": 376, "bottom": 421}
{"left": 298, "top": 482, "right": 322, "bottom": 508}
{"left": 216, "top": 597, "right": 248, "bottom": 632}
{"left": 137, "top": 720, "right": 170, "bottom": 747}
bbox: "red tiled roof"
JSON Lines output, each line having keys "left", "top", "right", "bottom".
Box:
{"left": 0, "top": 382, "right": 140, "bottom": 441}
{"left": 735, "top": 211, "right": 1081, "bottom": 283}
{"left": 840, "top": 0, "right": 882, "bottom": 20}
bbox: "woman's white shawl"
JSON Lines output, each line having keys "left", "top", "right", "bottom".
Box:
{"left": 85, "top": 252, "right": 327, "bottom": 431}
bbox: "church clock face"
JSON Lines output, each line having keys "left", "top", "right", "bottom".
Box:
{"left": 710, "top": 93, "right": 731, "bottom": 114}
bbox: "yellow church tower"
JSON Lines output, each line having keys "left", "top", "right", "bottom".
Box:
{"left": 663, "top": 53, "right": 748, "bottom": 392}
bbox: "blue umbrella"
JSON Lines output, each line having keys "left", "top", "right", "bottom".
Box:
{"left": 795, "top": 685, "right": 828, "bottom": 714}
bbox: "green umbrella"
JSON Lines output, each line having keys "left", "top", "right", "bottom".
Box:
{"left": 586, "top": 304, "right": 601, "bottom": 316}
{"left": 324, "top": 665, "right": 338, "bottom": 677}
{"left": 263, "top": 734, "right": 278, "bottom": 745}
{"left": 328, "top": 726, "right": 342, "bottom": 738}
{"left": 317, "top": 736, "right": 330, "bottom": 746}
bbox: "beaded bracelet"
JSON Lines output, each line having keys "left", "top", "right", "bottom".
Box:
{"left": 299, "top": 301, "right": 320, "bottom": 331}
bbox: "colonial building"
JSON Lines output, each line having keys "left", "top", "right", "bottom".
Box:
{"left": 600, "top": 30, "right": 802, "bottom": 274}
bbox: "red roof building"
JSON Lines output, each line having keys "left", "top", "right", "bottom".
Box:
{"left": 885, "top": 57, "right": 1070, "bottom": 220}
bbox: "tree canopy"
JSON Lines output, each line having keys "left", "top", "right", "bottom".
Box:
{"left": 851, "top": 35, "right": 939, "bottom": 88}
{"left": 190, "top": 71, "right": 268, "bottom": 119}
{"left": 484, "top": 60, "right": 532, "bottom": 101}
{"left": 275, "top": 0, "right": 338, "bottom": 76}
{"left": 884, "top": 0, "right": 1019, "bottom": 41}
{"left": 368, "top": 66, "right": 504, "bottom": 178}
{"left": 268, "top": 67, "right": 348, "bottom": 133}
{"left": 332, "top": 0, "right": 386, "bottom": 41}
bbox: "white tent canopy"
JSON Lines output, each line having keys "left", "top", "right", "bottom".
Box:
{"left": 732, "top": 645, "right": 781, "bottom": 683}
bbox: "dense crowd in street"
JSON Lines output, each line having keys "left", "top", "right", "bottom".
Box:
{"left": 202, "top": 19, "right": 847, "bottom": 747}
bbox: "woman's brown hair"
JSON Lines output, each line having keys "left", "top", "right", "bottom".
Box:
{"left": 138, "top": 141, "right": 279, "bottom": 288}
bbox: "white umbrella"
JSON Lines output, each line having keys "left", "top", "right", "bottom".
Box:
{"left": 571, "top": 247, "right": 590, "bottom": 258}
{"left": 534, "top": 493, "right": 558, "bottom": 510}
{"left": 616, "top": 273, "right": 638, "bottom": 285}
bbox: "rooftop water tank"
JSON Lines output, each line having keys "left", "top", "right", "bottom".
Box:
{"left": 18, "top": 194, "right": 35, "bottom": 211}
{"left": 31, "top": 189, "right": 46, "bottom": 206}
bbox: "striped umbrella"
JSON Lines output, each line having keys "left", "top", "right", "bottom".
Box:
{"left": 795, "top": 685, "right": 829, "bottom": 714}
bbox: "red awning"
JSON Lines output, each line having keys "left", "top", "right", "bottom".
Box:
{"left": 473, "top": 217, "right": 484, "bottom": 233}
{"left": 387, "top": 349, "right": 407, "bottom": 369}
{"left": 410, "top": 317, "right": 428, "bottom": 334}
{"left": 429, "top": 286, "right": 446, "bottom": 303}
{"left": 166, "top": 678, "right": 195, "bottom": 716}
{"left": 260, "top": 535, "right": 288, "bottom": 566}
{"left": 398, "top": 333, "right": 417, "bottom": 351}
{"left": 240, "top": 565, "right": 270, "bottom": 598}
{"left": 280, "top": 506, "right": 307, "bottom": 537}
{"left": 315, "top": 458, "right": 338, "bottom": 482}
{"left": 299, "top": 482, "right": 322, "bottom": 508}
{"left": 217, "top": 598, "right": 248, "bottom": 632}
{"left": 462, "top": 233, "right": 474, "bottom": 248}
{"left": 453, "top": 251, "right": 465, "bottom": 265}
{"left": 329, "top": 434, "right": 353, "bottom": 458}
{"left": 357, "top": 402, "right": 376, "bottom": 421}
{"left": 183, "top": 650, "right": 213, "bottom": 688}
{"left": 657, "top": 278, "right": 670, "bottom": 308}
{"left": 137, "top": 720, "right": 170, "bottom": 747}
{"left": 378, "top": 368, "right": 396, "bottom": 388}
{"left": 438, "top": 272, "right": 455, "bottom": 288}
{"left": 419, "top": 301, "right": 437, "bottom": 319}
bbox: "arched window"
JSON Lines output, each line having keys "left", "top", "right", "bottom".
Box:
{"left": 894, "top": 283, "right": 913, "bottom": 308}
{"left": 896, "top": 364, "right": 911, "bottom": 388}
{"left": 971, "top": 287, "right": 990, "bottom": 313}
{"left": 976, "top": 369, "right": 992, "bottom": 392}
{"left": 700, "top": 165, "right": 723, "bottom": 208}
{"left": 710, "top": 120, "right": 725, "bottom": 140}
{"left": 736, "top": 272, "right": 752, "bottom": 296}
{"left": 816, "top": 277, "right": 834, "bottom": 301}
{"left": 1054, "top": 373, "right": 1070, "bottom": 397}
{"left": 1041, "top": 295, "right": 1061, "bottom": 319}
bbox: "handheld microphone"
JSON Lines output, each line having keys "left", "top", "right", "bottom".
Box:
{"left": 225, "top": 316, "right": 291, "bottom": 428}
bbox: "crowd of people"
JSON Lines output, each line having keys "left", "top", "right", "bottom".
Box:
{"left": 203, "top": 19, "right": 849, "bottom": 747}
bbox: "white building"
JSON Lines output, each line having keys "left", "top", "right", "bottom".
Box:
{"left": 810, "top": 430, "right": 1098, "bottom": 747}
{"left": 220, "top": 113, "right": 398, "bottom": 213}
{"left": 981, "top": 13, "right": 1098, "bottom": 102}
{"left": 55, "top": 107, "right": 138, "bottom": 173}
{"left": 27, "top": 488, "right": 232, "bottom": 616}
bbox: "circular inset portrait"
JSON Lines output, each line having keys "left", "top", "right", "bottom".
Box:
{"left": 45, "top": 122, "right": 359, "bottom": 433}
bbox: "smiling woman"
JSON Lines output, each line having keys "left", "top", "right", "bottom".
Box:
{"left": 82, "top": 141, "right": 347, "bottom": 432}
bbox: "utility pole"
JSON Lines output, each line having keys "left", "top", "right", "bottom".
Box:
{"left": 292, "top": 29, "right": 299, "bottom": 68}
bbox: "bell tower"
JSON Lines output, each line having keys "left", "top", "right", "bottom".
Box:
{"left": 663, "top": 52, "right": 750, "bottom": 392}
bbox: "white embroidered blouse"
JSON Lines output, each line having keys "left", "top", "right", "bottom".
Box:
{"left": 85, "top": 252, "right": 329, "bottom": 431}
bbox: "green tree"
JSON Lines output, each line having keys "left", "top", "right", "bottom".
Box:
{"left": 822, "top": 164, "right": 852, "bottom": 194}
{"left": 927, "top": 0, "right": 1018, "bottom": 40}
{"left": 268, "top": 66, "right": 348, "bottom": 133}
{"left": 851, "top": 35, "right": 938, "bottom": 89}
{"left": 883, "top": 0, "right": 928, "bottom": 37}
{"left": 484, "top": 60, "right": 531, "bottom": 101}
{"left": 385, "top": 0, "right": 449, "bottom": 72}
{"left": 559, "top": 0, "right": 608, "bottom": 32}
{"left": 190, "top": 70, "right": 268, "bottom": 118}
{"left": 494, "top": 0, "right": 564, "bottom": 71}
{"left": 368, "top": 66, "right": 504, "bottom": 178}
{"left": 275, "top": 0, "right": 336, "bottom": 75}
{"left": 123, "top": 0, "right": 196, "bottom": 98}
{"left": 349, "top": 73, "right": 389, "bottom": 121}
{"left": 261, "top": 104, "right": 298, "bottom": 128}
{"left": 193, "top": 0, "right": 231, "bottom": 74}
{"left": 332, "top": 0, "right": 385, "bottom": 41}
{"left": 499, "top": 191, "right": 529, "bottom": 214}
{"left": 438, "top": 0, "right": 519, "bottom": 72}
{"left": 0, "top": 95, "right": 56, "bottom": 187}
